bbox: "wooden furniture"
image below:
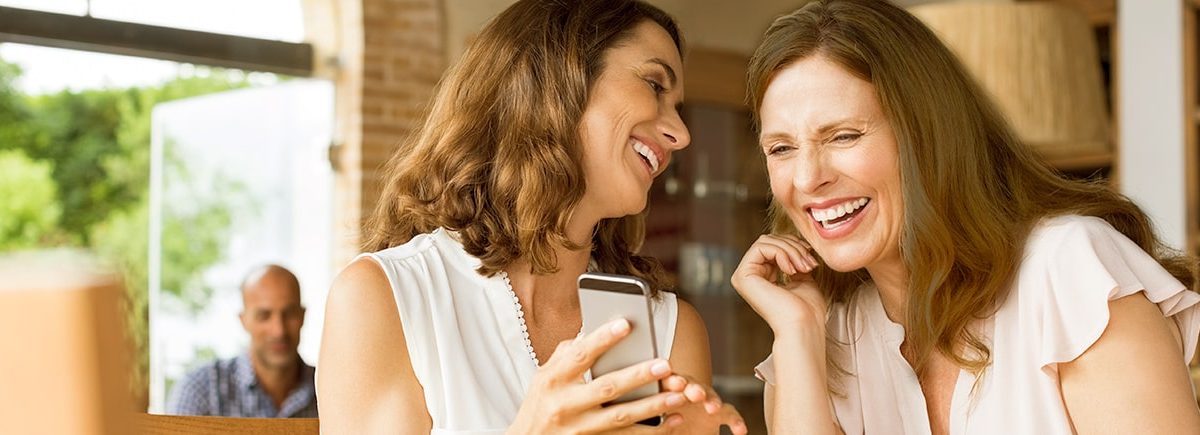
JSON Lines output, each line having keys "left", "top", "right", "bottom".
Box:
{"left": 1039, "top": 0, "right": 1121, "bottom": 179}
{"left": 1185, "top": 0, "right": 1200, "bottom": 261}
{"left": 0, "top": 251, "right": 135, "bottom": 435}
{"left": 134, "top": 414, "right": 319, "bottom": 434}
{"left": 1182, "top": 0, "right": 1200, "bottom": 393}
{"left": 911, "top": 2, "right": 1112, "bottom": 162}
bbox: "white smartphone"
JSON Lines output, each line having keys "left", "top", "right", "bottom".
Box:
{"left": 577, "top": 272, "right": 661, "bottom": 414}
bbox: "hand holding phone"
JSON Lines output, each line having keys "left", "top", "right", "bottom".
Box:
{"left": 577, "top": 272, "right": 660, "bottom": 403}
{"left": 505, "top": 317, "right": 688, "bottom": 433}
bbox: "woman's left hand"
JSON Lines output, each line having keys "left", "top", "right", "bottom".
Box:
{"left": 659, "top": 374, "right": 747, "bottom": 434}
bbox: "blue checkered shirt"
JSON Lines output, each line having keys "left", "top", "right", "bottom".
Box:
{"left": 167, "top": 354, "right": 318, "bottom": 418}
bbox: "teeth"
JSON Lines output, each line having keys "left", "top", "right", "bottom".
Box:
{"left": 810, "top": 198, "right": 868, "bottom": 224}
{"left": 632, "top": 140, "right": 659, "bottom": 173}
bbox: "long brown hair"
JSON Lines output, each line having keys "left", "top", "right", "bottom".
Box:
{"left": 362, "top": 0, "right": 681, "bottom": 294}
{"left": 748, "top": 0, "right": 1197, "bottom": 374}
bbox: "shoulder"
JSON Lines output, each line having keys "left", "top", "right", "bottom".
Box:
{"left": 332, "top": 256, "right": 392, "bottom": 297}
{"left": 361, "top": 230, "right": 444, "bottom": 265}
{"left": 360, "top": 228, "right": 486, "bottom": 286}
{"left": 168, "top": 359, "right": 225, "bottom": 415}
{"left": 668, "top": 298, "right": 712, "bottom": 380}
{"left": 177, "top": 358, "right": 229, "bottom": 388}
{"left": 319, "top": 251, "right": 431, "bottom": 430}
{"left": 1016, "top": 214, "right": 1180, "bottom": 295}
{"left": 1009, "top": 214, "right": 1196, "bottom": 368}
{"left": 674, "top": 298, "right": 705, "bottom": 341}
{"left": 324, "top": 258, "right": 401, "bottom": 340}
{"left": 366, "top": 227, "right": 486, "bottom": 264}
{"left": 1024, "top": 215, "right": 1121, "bottom": 255}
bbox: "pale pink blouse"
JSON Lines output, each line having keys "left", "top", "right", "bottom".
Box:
{"left": 756, "top": 215, "right": 1200, "bottom": 434}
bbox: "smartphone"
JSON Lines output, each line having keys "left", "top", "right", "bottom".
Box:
{"left": 577, "top": 272, "right": 662, "bottom": 426}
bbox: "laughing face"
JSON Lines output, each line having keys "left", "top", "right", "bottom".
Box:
{"left": 576, "top": 20, "right": 689, "bottom": 221}
{"left": 759, "top": 54, "right": 904, "bottom": 273}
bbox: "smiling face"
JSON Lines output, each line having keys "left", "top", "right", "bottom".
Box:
{"left": 576, "top": 20, "right": 689, "bottom": 222}
{"left": 240, "top": 267, "right": 305, "bottom": 372}
{"left": 759, "top": 54, "right": 904, "bottom": 274}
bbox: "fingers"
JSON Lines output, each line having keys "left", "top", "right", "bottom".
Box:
{"left": 562, "top": 358, "right": 674, "bottom": 412}
{"left": 659, "top": 375, "right": 721, "bottom": 415}
{"left": 774, "top": 235, "right": 819, "bottom": 270}
{"left": 716, "top": 403, "right": 749, "bottom": 435}
{"left": 741, "top": 235, "right": 811, "bottom": 277}
{"left": 580, "top": 391, "right": 689, "bottom": 433}
{"left": 611, "top": 413, "right": 685, "bottom": 434}
{"left": 544, "top": 318, "right": 632, "bottom": 380}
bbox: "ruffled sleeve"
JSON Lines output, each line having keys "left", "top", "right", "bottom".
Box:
{"left": 1021, "top": 216, "right": 1200, "bottom": 371}
{"left": 755, "top": 354, "right": 776, "bottom": 385}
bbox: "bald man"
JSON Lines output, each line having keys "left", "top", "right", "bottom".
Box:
{"left": 167, "top": 264, "right": 318, "bottom": 418}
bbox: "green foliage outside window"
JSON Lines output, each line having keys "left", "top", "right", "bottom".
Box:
{"left": 0, "top": 57, "right": 255, "bottom": 407}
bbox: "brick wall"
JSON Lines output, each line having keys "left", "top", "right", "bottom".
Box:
{"left": 331, "top": 0, "right": 447, "bottom": 265}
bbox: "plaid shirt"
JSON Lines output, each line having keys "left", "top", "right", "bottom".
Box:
{"left": 167, "top": 354, "right": 318, "bottom": 418}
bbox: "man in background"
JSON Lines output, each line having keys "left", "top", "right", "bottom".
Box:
{"left": 167, "top": 264, "right": 317, "bottom": 418}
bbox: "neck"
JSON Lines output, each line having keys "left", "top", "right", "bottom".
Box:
{"left": 250, "top": 354, "right": 300, "bottom": 405}
{"left": 504, "top": 215, "right": 597, "bottom": 327}
{"left": 866, "top": 253, "right": 910, "bottom": 327}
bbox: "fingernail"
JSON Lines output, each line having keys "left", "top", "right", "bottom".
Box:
{"left": 650, "top": 360, "right": 670, "bottom": 376}
{"left": 666, "top": 393, "right": 685, "bottom": 407}
{"left": 609, "top": 318, "right": 629, "bottom": 335}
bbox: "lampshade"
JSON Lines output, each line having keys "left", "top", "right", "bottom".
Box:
{"left": 0, "top": 251, "right": 134, "bottom": 434}
{"left": 910, "top": 2, "right": 1111, "bottom": 158}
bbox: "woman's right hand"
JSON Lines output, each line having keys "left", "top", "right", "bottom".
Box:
{"left": 506, "top": 318, "right": 692, "bottom": 434}
{"left": 730, "top": 234, "right": 827, "bottom": 333}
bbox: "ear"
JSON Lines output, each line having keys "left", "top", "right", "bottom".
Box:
{"left": 299, "top": 307, "right": 307, "bottom": 328}
{"left": 239, "top": 310, "right": 250, "bottom": 332}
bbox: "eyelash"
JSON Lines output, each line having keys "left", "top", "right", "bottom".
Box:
{"left": 766, "top": 144, "right": 793, "bottom": 156}
{"left": 646, "top": 78, "right": 666, "bottom": 94}
{"left": 766, "top": 132, "right": 862, "bottom": 155}
{"left": 832, "top": 132, "right": 862, "bottom": 143}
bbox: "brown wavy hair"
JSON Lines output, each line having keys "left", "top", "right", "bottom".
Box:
{"left": 362, "top": 0, "right": 681, "bottom": 295}
{"left": 748, "top": 0, "right": 1198, "bottom": 375}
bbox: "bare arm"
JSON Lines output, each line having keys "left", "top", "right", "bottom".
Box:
{"left": 763, "top": 325, "right": 842, "bottom": 435}
{"left": 664, "top": 300, "right": 746, "bottom": 434}
{"left": 731, "top": 234, "right": 842, "bottom": 435}
{"left": 316, "top": 258, "right": 432, "bottom": 433}
{"left": 1060, "top": 292, "right": 1200, "bottom": 434}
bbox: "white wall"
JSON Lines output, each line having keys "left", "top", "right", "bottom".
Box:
{"left": 442, "top": 0, "right": 984, "bottom": 62}
{"left": 1119, "top": 0, "right": 1187, "bottom": 249}
{"left": 443, "top": 0, "right": 859, "bottom": 61}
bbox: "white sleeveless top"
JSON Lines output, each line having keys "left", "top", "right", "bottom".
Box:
{"left": 360, "top": 228, "right": 678, "bottom": 434}
{"left": 756, "top": 215, "right": 1200, "bottom": 434}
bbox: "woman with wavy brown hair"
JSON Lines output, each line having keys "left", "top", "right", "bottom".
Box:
{"left": 316, "top": 0, "right": 746, "bottom": 433}
{"left": 732, "top": 0, "right": 1200, "bottom": 433}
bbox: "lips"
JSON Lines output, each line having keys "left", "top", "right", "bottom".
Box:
{"left": 806, "top": 198, "right": 873, "bottom": 237}
{"left": 630, "top": 136, "right": 666, "bottom": 176}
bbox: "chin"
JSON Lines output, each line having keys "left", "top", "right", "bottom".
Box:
{"left": 813, "top": 248, "right": 869, "bottom": 273}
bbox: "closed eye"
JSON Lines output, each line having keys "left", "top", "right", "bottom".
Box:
{"left": 831, "top": 132, "right": 862, "bottom": 143}
{"left": 646, "top": 78, "right": 666, "bottom": 94}
{"left": 766, "top": 144, "right": 794, "bottom": 156}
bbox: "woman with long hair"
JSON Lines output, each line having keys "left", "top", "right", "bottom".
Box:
{"left": 734, "top": 0, "right": 1200, "bottom": 433}
{"left": 317, "top": 1, "right": 746, "bottom": 433}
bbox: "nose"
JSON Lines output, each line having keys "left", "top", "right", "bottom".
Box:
{"left": 793, "top": 147, "right": 834, "bottom": 194}
{"left": 266, "top": 313, "right": 286, "bottom": 338}
{"left": 658, "top": 106, "right": 691, "bottom": 150}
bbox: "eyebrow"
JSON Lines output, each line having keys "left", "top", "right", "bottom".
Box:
{"left": 759, "top": 118, "right": 868, "bottom": 144}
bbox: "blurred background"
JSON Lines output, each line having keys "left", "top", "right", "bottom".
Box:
{"left": 0, "top": 0, "right": 1196, "bottom": 433}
